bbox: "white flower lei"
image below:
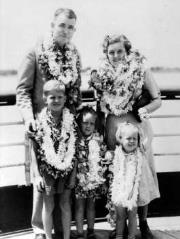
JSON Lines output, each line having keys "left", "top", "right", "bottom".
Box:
{"left": 77, "top": 135, "right": 105, "bottom": 191}
{"left": 39, "top": 33, "right": 79, "bottom": 85}
{"left": 111, "top": 145, "right": 143, "bottom": 210}
{"left": 91, "top": 51, "right": 146, "bottom": 116}
{"left": 38, "top": 107, "right": 76, "bottom": 172}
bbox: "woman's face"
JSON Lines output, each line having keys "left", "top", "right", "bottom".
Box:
{"left": 107, "top": 42, "right": 126, "bottom": 67}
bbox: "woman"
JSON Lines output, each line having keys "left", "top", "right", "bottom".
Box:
{"left": 89, "top": 34, "right": 161, "bottom": 239}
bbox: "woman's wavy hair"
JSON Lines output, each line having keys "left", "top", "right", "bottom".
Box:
{"left": 102, "top": 34, "right": 132, "bottom": 56}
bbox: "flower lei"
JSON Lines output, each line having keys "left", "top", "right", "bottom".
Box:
{"left": 89, "top": 50, "right": 146, "bottom": 116}
{"left": 38, "top": 33, "right": 80, "bottom": 86}
{"left": 37, "top": 107, "right": 76, "bottom": 175}
{"left": 110, "top": 145, "right": 143, "bottom": 210}
{"left": 76, "top": 134, "right": 106, "bottom": 194}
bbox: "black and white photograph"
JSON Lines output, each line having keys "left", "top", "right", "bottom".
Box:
{"left": 0, "top": 0, "right": 180, "bottom": 238}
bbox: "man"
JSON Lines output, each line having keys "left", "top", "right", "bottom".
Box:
{"left": 16, "top": 8, "right": 81, "bottom": 239}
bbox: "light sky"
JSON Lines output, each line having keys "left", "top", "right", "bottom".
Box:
{"left": 0, "top": 0, "right": 180, "bottom": 70}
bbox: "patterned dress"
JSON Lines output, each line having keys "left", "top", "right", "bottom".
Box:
{"left": 75, "top": 133, "right": 107, "bottom": 199}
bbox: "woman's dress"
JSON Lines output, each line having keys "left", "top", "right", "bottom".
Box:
{"left": 89, "top": 50, "right": 160, "bottom": 204}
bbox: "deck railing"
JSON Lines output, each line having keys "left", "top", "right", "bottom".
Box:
{"left": 0, "top": 90, "right": 180, "bottom": 186}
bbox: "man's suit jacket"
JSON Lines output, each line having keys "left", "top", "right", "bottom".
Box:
{"left": 16, "top": 40, "right": 81, "bottom": 122}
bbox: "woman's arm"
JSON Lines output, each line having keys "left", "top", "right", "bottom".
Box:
{"left": 143, "top": 69, "right": 162, "bottom": 113}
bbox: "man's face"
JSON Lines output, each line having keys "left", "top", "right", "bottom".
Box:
{"left": 51, "top": 13, "right": 76, "bottom": 47}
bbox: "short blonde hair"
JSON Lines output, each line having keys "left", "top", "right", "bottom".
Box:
{"left": 43, "top": 80, "right": 66, "bottom": 97}
{"left": 116, "top": 122, "right": 139, "bottom": 144}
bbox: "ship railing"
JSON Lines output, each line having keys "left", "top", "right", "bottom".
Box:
{"left": 0, "top": 89, "right": 180, "bottom": 186}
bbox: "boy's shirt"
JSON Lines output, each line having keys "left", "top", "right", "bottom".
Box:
{"left": 30, "top": 107, "right": 77, "bottom": 179}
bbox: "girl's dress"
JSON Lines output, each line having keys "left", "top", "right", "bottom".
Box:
{"left": 32, "top": 107, "right": 76, "bottom": 195}
{"left": 110, "top": 145, "right": 158, "bottom": 209}
{"left": 75, "top": 133, "right": 106, "bottom": 199}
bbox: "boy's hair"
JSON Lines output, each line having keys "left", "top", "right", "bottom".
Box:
{"left": 116, "top": 122, "right": 139, "bottom": 144}
{"left": 43, "top": 80, "right": 66, "bottom": 97}
{"left": 76, "top": 106, "right": 97, "bottom": 128}
{"left": 53, "top": 8, "right": 77, "bottom": 22}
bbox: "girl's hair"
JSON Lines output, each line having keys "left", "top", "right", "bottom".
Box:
{"left": 76, "top": 106, "right": 97, "bottom": 128}
{"left": 116, "top": 122, "right": 139, "bottom": 144}
{"left": 53, "top": 8, "right": 77, "bottom": 22}
{"left": 43, "top": 80, "right": 66, "bottom": 97}
{"left": 102, "top": 34, "right": 132, "bottom": 55}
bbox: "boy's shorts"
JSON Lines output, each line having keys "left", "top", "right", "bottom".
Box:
{"left": 43, "top": 172, "right": 67, "bottom": 196}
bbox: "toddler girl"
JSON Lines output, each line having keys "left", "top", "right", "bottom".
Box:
{"left": 108, "top": 122, "right": 158, "bottom": 239}
{"left": 75, "top": 106, "right": 106, "bottom": 239}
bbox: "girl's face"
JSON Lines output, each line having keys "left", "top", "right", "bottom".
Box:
{"left": 120, "top": 128, "right": 138, "bottom": 153}
{"left": 81, "top": 113, "right": 96, "bottom": 137}
{"left": 45, "top": 89, "right": 66, "bottom": 113}
{"left": 107, "top": 42, "right": 126, "bottom": 67}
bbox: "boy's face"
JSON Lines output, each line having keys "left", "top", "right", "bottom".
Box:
{"left": 120, "top": 128, "right": 138, "bottom": 153}
{"left": 81, "top": 113, "right": 96, "bottom": 137}
{"left": 45, "top": 89, "right": 66, "bottom": 113}
{"left": 51, "top": 13, "right": 76, "bottom": 47}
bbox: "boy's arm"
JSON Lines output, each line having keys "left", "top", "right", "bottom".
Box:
{"left": 66, "top": 159, "right": 77, "bottom": 189}
{"left": 31, "top": 139, "right": 44, "bottom": 192}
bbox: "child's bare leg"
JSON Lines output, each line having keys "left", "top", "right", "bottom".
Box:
{"left": 86, "top": 198, "right": 95, "bottom": 230}
{"left": 127, "top": 207, "right": 137, "bottom": 239}
{"left": 59, "top": 189, "right": 72, "bottom": 239}
{"left": 75, "top": 197, "right": 85, "bottom": 235}
{"left": 115, "top": 206, "right": 126, "bottom": 239}
{"left": 42, "top": 194, "right": 54, "bottom": 239}
{"left": 86, "top": 198, "right": 96, "bottom": 239}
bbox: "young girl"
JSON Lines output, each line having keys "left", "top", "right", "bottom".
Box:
{"left": 107, "top": 122, "right": 158, "bottom": 239}
{"left": 31, "top": 80, "right": 77, "bottom": 239}
{"left": 75, "top": 106, "right": 107, "bottom": 239}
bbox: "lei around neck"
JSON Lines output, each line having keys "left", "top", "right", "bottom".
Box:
{"left": 89, "top": 50, "right": 146, "bottom": 116}
{"left": 76, "top": 133, "right": 106, "bottom": 196}
{"left": 38, "top": 33, "right": 81, "bottom": 86}
{"left": 37, "top": 107, "right": 76, "bottom": 176}
{"left": 111, "top": 145, "right": 143, "bottom": 210}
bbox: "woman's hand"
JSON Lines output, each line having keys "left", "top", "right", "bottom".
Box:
{"left": 138, "top": 107, "right": 150, "bottom": 121}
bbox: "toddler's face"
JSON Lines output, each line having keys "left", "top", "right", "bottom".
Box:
{"left": 120, "top": 128, "right": 138, "bottom": 153}
{"left": 81, "top": 113, "right": 96, "bottom": 137}
{"left": 45, "top": 89, "right": 66, "bottom": 113}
